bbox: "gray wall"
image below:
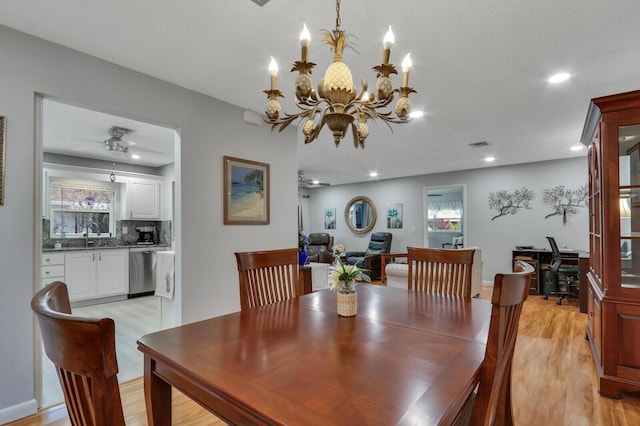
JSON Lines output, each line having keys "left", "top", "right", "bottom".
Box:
{"left": 302, "top": 157, "right": 588, "bottom": 282}
{"left": 0, "top": 25, "right": 297, "bottom": 422}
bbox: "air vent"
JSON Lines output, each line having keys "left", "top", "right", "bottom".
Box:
{"left": 250, "top": 0, "right": 270, "bottom": 6}
{"left": 469, "top": 141, "right": 489, "bottom": 148}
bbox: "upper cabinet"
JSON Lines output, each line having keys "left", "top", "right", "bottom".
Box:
{"left": 125, "top": 177, "right": 162, "bottom": 220}
{"left": 43, "top": 164, "right": 167, "bottom": 222}
{"left": 582, "top": 90, "right": 640, "bottom": 398}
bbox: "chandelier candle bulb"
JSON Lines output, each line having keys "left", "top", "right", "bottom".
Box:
{"left": 300, "top": 23, "right": 310, "bottom": 62}
{"left": 402, "top": 53, "right": 411, "bottom": 87}
{"left": 269, "top": 57, "right": 278, "bottom": 89}
{"left": 383, "top": 26, "right": 394, "bottom": 64}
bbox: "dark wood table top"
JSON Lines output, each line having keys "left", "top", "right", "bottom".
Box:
{"left": 296, "top": 284, "right": 491, "bottom": 344}
{"left": 138, "top": 284, "right": 491, "bottom": 425}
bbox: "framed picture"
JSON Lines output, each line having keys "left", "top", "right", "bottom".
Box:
{"left": 324, "top": 207, "right": 336, "bottom": 229}
{"left": 0, "top": 116, "right": 5, "bottom": 206}
{"left": 223, "top": 156, "right": 270, "bottom": 225}
{"left": 387, "top": 203, "right": 403, "bottom": 229}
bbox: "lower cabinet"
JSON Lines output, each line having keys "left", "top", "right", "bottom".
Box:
{"left": 42, "top": 252, "right": 65, "bottom": 287}
{"left": 65, "top": 249, "right": 129, "bottom": 302}
{"left": 586, "top": 281, "right": 602, "bottom": 366}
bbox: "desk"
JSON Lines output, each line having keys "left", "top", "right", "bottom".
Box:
{"left": 138, "top": 285, "right": 491, "bottom": 425}
{"left": 380, "top": 252, "right": 408, "bottom": 283}
{"left": 511, "top": 248, "right": 584, "bottom": 296}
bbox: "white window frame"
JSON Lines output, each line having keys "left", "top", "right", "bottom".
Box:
{"left": 48, "top": 178, "right": 118, "bottom": 238}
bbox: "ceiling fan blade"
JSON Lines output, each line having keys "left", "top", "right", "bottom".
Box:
{"left": 129, "top": 145, "right": 165, "bottom": 154}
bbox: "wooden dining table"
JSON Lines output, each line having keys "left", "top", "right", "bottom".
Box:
{"left": 137, "top": 284, "right": 492, "bottom": 425}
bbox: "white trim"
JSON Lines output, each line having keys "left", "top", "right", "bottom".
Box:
{"left": 44, "top": 162, "right": 164, "bottom": 181}
{"left": 33, "top": 94, "right": 45, "bottom": 408}
{"left": 0, "top": 399, "right": 38, "bottom": 424}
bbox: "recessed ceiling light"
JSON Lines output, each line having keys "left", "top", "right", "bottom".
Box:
{"left": 570, "top": 145, "right": 584, "bottom": 151}
{"left": 409, "top": 111, "right": 424, "bottom": 119}
{"left": 131, "top": 154, "right": 140, "bottom": 159}
{"left": 369, "top": 172, "right": 379, "bottom": 177}
{"left": 548, "top": 73, "right": 570, "bottom": 84}
{"left": 484, "top": 156, "right": 495, "bottom": 162}
{"left": 312, "top": 180, "right": 320, "bottom": 185}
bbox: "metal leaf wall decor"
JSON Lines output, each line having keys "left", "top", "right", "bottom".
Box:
{"left": 542, "top": 184, "right": 588, "bottom": 224}
{"left": 488, "top": 187, "right": 535, "bottom": 220}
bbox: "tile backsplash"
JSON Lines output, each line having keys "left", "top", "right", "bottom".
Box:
{"left": 42, "top": 219, "right": 172, "bottom": 249}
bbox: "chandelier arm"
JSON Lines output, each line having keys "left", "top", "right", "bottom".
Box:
{"left": 351, "top": 123, "right": 365, "bottom": 149}
{"left": 296, "top": 96, "right": 323, "bottom": 108}
{"left": 355, "top": 78, "right": 369, "bottom": 102}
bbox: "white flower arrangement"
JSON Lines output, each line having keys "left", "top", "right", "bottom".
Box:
{"left": 332, "top": 243, "right": 345, "bottom": 256}
{"left": 329, "top": 255, "right": 371, "bottom": 291}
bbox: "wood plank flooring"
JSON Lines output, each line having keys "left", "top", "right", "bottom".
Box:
{"left": 12, "top": 285, "right": 640, "bottom": 425}
{"left": 41, "top": 295, "right": 163, "bottom": 407}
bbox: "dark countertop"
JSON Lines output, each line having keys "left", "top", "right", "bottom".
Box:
{"left": 43, "top": 244, "right": 170, "bottom": 252}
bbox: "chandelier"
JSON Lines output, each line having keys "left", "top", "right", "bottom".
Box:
{"left": 263, "top": 0, "right": 416, "bottom": 149}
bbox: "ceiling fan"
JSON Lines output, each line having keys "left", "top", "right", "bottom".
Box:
{"left": 103, "top": 126, "right": 132, "bottom": 153}
{"left": 71, "top": 126, "right": 163, "bottom": 156}
{"left": 298, "top": 171, "right": 330, "bottom": 188}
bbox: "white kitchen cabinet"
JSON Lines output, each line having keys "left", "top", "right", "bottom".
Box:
{"left": 126, "top": 178, "right": 161, "bottom": 219}
{"left": 96, "top": 250, "right": 129, "bottom": 297}
{"left": 41, "top": 252, "right": 65, "bottom": 286}
{"left": 65, "top": 249, "right": 128, "bottom": 302}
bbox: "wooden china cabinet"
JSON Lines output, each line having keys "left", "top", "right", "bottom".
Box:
{"left": 582, "top": 90, "right": 640, "bottom": 398}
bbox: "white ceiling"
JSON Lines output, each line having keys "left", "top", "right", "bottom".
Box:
{"left": 43, "top": 99, "right": 176, "bottom": 167}
{"left": 3, "top": 0, "right": 640, "bottom": 184}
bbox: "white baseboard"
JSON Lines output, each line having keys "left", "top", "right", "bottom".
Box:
{"left": 0, "top": 399, "right": 38, "bottom": 425}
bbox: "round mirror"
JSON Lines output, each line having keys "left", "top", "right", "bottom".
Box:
{"left": 344, "top": 196, "right": 377, "bottom": 234}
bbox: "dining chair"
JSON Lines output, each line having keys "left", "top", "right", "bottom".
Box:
{"left": 31, "top": 281, "right": 125, "bottom": 426}
{"left": 407, "top": 247, "right": 475, "bottom": 297}
{"left": 234, "top": 248, "right": 304, "bottom": 310}
{"left": 455, "top": 260, "right": 534, "bottom": 426}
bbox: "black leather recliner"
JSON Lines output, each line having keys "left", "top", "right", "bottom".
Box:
{"left": 306, "top": 233, "right": 334, "bottom": 263}
{"left": 344, "top": 232, "right": 392, "bottom": 280}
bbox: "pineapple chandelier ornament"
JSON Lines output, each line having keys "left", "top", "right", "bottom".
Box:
{"left": 263, "top": 0, "right": 416, "bottom": 149}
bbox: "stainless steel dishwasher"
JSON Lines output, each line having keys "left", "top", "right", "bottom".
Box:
{"left": 129, "top": 247, "right": 164, "bottom": 297}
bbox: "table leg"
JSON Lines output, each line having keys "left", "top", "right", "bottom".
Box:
{"left": 144, "top": 356, "right": 172, "bottom": 426}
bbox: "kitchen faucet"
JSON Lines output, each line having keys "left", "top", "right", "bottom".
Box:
{"left": 85, "top": 220, "right": 100, "bottom": 248}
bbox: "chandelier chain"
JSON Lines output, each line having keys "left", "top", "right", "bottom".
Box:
{"left": 335, "top": 0, "right": 341, "bottom": 30}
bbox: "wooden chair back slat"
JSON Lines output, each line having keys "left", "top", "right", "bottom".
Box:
{"left": 469, "top": 260, "right": 534, "bottom": 426}
{"left": 407, "top": 247, "right": 475, "bottom": 297}
{"left": 31, "top": 281, "right": 125, "bottom": 426}
{"left": 235, "top": 248, "right": 302, "bottom": 310}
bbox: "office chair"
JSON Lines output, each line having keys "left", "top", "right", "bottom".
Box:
{"left": 543, "top": 236, "right": 579, "bottom": 305}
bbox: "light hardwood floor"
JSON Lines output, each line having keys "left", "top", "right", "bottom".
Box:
{"left": 14, "top": 285, "right": 640, "bottom": 425}
{"left": 41, "top": 295, "right": 163, "bottom": 408}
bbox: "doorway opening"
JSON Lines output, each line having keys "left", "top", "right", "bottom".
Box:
{"left": 34, "top": 95, "right": 182, "bottom": 408}
{"left": 424, "top": 184, "right": 466, "bottom": 249}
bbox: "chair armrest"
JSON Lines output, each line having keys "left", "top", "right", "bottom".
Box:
{"left": 345, "top": 251, "right": 365, "bottom": 258}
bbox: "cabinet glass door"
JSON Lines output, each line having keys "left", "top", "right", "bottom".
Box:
{"left": 619, "top": 124, "right": 640, "bottom": 289}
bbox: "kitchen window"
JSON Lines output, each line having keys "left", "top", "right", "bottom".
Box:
{"left": 49, "top": 179, "right": 118, "bottom": 238}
